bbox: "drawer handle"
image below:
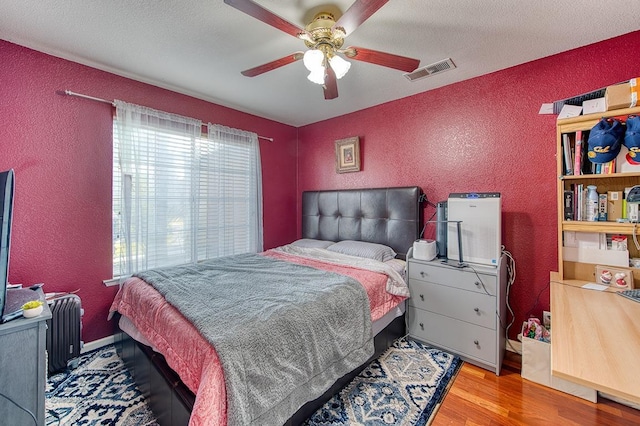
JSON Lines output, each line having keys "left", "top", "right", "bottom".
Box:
{"left": 419, "top": 322, "right": 424, "bottom": 330}
{"left": 474, "top": 340, "right": 479, "bottom": 346}
{"left": 474, "top": 281, "right": 481, "bottom": 287}
{"left": 474, "top": 307, "right": 480, "bottom": 314}
{"left": 419, "top": 294, "right": 424, "bottom": 301}
{"left": 420, "top": 271, "right": 426, "bottom": 277}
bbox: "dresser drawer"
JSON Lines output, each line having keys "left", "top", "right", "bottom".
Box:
{"left": 408, "top": 261, "right": 497, "bottom": 296}
{"left": 408, "top": 280, "right": 496, "bottom": 329}
{"left": 408, "top": 307, "right": 496, "bottom": 365}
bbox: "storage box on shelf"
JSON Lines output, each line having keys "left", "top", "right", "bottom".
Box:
{"left": 556, "top": 105, "right": 640, "bottom": 287}
{"left": 605, "top": 79, "right": 639, "bottom": 111}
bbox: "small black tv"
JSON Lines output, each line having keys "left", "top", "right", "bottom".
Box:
{"left": 0, "top": 169, "right": 42, "bottom": 323}
{"left": 0, "top": 169, "right": 15, "bottom": 322}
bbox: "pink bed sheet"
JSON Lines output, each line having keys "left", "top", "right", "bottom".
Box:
{"left": 109, "top": 252, "right": 407, "bottom": 426}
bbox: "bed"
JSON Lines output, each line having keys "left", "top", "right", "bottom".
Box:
{"left": 110, "top": 186, "right": 421, "bottom": 426}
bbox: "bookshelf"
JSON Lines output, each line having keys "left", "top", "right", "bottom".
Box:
{"left": 556, "top": 105, "right": 640, "bottom": 287}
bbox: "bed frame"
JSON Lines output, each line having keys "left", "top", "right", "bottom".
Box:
{"left": 115, "top": 186, "right": 421, "bottom": 425}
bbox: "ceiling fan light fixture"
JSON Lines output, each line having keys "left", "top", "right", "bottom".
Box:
{"left": 329, "top": 55, "right": 351, "bottom": 79}
{"left": 303, "top": 49, "right": 324, "bottom": 72}
{"left": 307, "top": 68, "right": 325, "bottom": 85}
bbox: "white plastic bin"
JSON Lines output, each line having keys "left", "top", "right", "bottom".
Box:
{"left": 521, "top": 336, "right": 597, "bottom": 402}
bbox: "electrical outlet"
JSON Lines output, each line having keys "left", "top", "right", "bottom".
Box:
{"left": 543, "top": 311, "right": 551, "bottom": 330}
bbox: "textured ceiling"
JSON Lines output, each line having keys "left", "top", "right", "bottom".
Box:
{"left": 1, "top": 0, "right": 639, "bottom": 126}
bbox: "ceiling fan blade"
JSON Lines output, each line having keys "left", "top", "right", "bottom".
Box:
{"left": 334, "top": 0, "right": 389, "bottom": 36}
{"left": 241, "top": 52, "right": 304, "bottom": 77}
{"left": 323, "top": 66, "right": 338, "bottom": 100}
{"left": 343, "top": 46, "right": 420, "bottom": 72}
{"left": 224, "top": 0, "right": 305, "bottom": 38}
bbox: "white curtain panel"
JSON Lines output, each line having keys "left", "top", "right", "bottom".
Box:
{"left": 112, "top": 101, "right": 264, "bottom": 277}
{"left": 114, "top": 100, "right": 202, "bottom": 275}
{"left": 204, "top": 124, "right": 263, "bottom": 258}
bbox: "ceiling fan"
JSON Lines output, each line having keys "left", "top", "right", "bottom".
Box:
{"left": 223, "top": 0, "right": 421, "bottom": 100}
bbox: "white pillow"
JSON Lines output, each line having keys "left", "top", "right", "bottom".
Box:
{"left": 326, "top": 240, "right": 397, "bottom": 262}
{"left": 290, "top": 239, "right": 335, "bottom": 249}
{"left": 385, "top": 258, "right": 407, "bottom": 276}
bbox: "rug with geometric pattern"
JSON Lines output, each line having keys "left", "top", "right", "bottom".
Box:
{"left": 46, "top": 338, "right": 460, "bottom": 426}
{"left": 46, "top": 345, "right": 158, "bottom": 426}
{"left": 305, "top": 338, "right": 462, "bottom": 426}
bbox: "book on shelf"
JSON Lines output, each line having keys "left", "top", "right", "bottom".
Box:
{"left": 573, "top": 130, "right": 583, "bottom": 176}
{"left": 564, "top": 190, "right": 574, "bottom": 220}
{"left": 574, "top": 184, "right": 586, "bottom": 221}
{"left": 562, "top": 133, "right": 573, "bottom": 175}
{"left": 561, "top": 129, "right": 600, "bottom": 176}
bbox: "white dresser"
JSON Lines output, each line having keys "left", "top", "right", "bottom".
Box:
{"left": 406, "top": 254, "right": 507, "bottom": 375}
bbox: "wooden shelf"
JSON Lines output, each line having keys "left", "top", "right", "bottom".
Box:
{"left": 556, "top": 104, "right": 640, "bottom": 282}
{"left": 561, "top": 220, "right": 640, "bottom": 234}
{"left": 553, "top": 105, "right": 640, "bottom": 407}
{"left": 560, "top": 172, "right": 640, "bottom": 181}
{"left": 557, "top": 106, "right": 640, "bottom": 133}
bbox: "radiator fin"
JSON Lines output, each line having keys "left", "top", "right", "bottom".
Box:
{"left": 46, "top": 295, "right": 83, "bottom": 374}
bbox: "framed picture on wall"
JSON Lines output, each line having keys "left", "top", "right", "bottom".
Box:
{"left": 335, "top": 137, "right": 360, "bottom": 173}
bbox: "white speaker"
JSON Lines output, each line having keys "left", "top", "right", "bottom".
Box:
{"left": 447, "top": 193, "right": 501, "bottom": 266}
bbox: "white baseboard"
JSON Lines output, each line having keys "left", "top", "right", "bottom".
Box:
{"left": 599, "top": 392, "right": 640, "bottom": 410}
{"left": 81, "top": 334, "right": 115, "bottom": 353}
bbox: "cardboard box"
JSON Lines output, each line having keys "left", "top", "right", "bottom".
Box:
{"left": 608, "top": 191, "right": 623, "bottom": 221}
{"left": 521, "top": 337, "right": 597, "bottom": 402}
{"left": 605, "top": 78, "right": 639, "bottom": 110}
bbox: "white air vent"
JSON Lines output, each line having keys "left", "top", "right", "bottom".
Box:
{"left": 404, "top": 58, "right": 456, "bottom": 82}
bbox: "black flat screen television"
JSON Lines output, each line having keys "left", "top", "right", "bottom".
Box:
{"left": 0, "top": 169, "right": 39, "bottom": 323}
{"left": 0, "top": 169, "right": 15, "bottom": 322}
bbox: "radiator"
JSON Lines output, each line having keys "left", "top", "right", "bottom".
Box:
{"left": 46, "top": 294, "right": 83, "bottom": 374}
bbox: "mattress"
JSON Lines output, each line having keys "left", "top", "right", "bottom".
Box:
{"left": 118, "top": 299, "right": 406, "bottom": 359}
{"left": 109, "top": 246, "right": 408, "bottom": 426}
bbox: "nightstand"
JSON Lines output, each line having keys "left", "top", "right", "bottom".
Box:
{"left": 406, "top": 254, "right": 506, "bottom": 375}
{"left": 0, "top": 289, "right": 51, "bottom": 425}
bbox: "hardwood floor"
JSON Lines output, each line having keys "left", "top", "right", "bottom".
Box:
{"left": 432, "top": 351, "right": 640, "bottom": 425}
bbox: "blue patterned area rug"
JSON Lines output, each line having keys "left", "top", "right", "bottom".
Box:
{"left": 46, "top": 338, "right": 460, "bottom": 425}
{"left": 305, "top": 338, "right": 462, "bottom": 426}
{"left": 46, "top": 345, "right": 157, "bottom": 426}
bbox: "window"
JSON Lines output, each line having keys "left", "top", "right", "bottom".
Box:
{"left": 112, "top": 101, "right": 263, "bottom": 278}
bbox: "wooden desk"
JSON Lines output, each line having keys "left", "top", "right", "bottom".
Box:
{"left": 551, "top": 278, "right": 640, "bottom": 405}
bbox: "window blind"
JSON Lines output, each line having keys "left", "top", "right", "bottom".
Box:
{"left": 112, "top": 101, "right": 262, "bottom": 278}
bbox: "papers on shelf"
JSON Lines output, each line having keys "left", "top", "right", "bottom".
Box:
{"left": 582, "top": 283, "right": 609, "bottom": 291}
{"left": 562, "top": 246, "right": 629, "bottom": 267}
{"left": 563, "top": 232, "right": 606, "bottom": 249}
{"left": 539, "top": 103, "right": 554, "bottom": 114}
{"left": 558, "top": 104, "right": 583, "bottom": 119}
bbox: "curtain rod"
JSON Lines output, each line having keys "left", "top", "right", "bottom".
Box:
{"left": 58, "top": 89, "right": 274, "bottom": 142}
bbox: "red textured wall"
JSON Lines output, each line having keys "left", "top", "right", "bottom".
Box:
{"left": 297, "top": 31, "right": 640, "bottom": 339}
{"left": 0, "top": 41, "right": 298, "bottom": 342}
{"left": 3, "top": 31, "right": 640, "bottom": 344}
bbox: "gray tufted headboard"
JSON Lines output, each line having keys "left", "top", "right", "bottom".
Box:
{"left": 301, "top": 186, "right": 421, "bottom": 259}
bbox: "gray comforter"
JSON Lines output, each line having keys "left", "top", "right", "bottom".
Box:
{"left": 136, "top": 253, "right": 373, "bottom": 426}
